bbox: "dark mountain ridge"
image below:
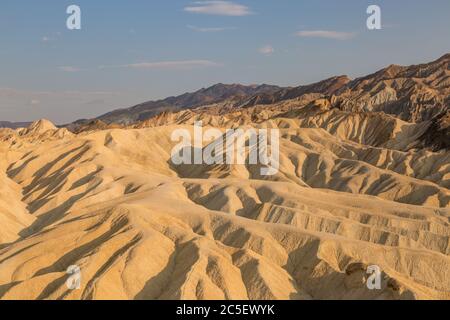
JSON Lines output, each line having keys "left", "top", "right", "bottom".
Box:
{"left": 87, "top": 83, "right": 282, "bottom": 126}
{"left": 0, "top": 121, "right": 32, "bottom": 129}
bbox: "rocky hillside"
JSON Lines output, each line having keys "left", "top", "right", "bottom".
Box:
{"left": 332, "top": 54, "right": 450, "bottom": 122}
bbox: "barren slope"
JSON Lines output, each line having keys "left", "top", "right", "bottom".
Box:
{"left": 0, "top": 114, "right": 449, "bottom": 300}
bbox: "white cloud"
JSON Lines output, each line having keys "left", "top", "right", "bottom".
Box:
{"left": 59, "top": 66, "right": 81, "bottom": 72}
{"left": 296, "top": 30, "right": 356, "bottom": 40}
{"left": 188, "top": 25, "right": 236, "bottom": 32}
{"left": 184, "top": 1, "right": 252, "bottom": 16}
{"left": 259, "top": 45, "right": 274, "bottom": 56}
{"left": 0, "top": 88, "right": 118, "bottom": 99}
{"left": 57, "top": 60, "right": 221, "bottom": 72}
{"left": 41, "top": 32, "right": 62, "bottom": 43}
{"left": 101, "top": 60, "right": 222, "bottom": 70}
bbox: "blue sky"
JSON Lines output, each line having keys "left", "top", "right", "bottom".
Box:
{"left": 0, "top": 0, "right": 449, "bottom": 123}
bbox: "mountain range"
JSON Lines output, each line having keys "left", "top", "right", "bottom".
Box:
{"left": 65, "top": 54, "right": 450, "bottom": 151}
{"left": 66, "top": 54, "right": 449, "bottom": 130}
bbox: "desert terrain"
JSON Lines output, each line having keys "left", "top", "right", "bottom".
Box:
{"left": 0, "top": 55, "right": 449, "bottom": 300}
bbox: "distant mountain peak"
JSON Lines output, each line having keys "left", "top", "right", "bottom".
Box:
{"left": 436, "top": 53, "right": 450, "bottom": 62}
{"left": 380, "top": 64, "right": 404, "bottom": 78}
{"left": 27, "top": 119, "right": 57, "bottom": 133}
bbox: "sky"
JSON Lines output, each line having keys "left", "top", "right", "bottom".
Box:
{"left": 0, "top": 0, "right": 449, "bottom": 124}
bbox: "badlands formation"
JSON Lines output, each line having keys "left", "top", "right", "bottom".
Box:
{"left": 0, "top": 55, "right": 449, "bottom": 300}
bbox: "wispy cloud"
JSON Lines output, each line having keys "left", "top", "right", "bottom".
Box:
{"left": 188, "top": 25, "right": 236, "bottom": 32}
{"left": 0, "top": 88, "right": 118, "bottom": 98}
{"left": 184, "top": 1, "right": 252, "bottom": 16}
{"left": 59, "top": 66, "right": 81, "bottom": 72}
{"left": 296, "top": 30, "right": 356, "bottom": 40}
{"left": 259, "top": 45, "right": 274, "bottom": 56}
{"left": 57, "top": 60, "right": 221, "bottom": 72}
{"left": 41, "top": 32, "right": 62, "bottom": 43}
{"left": 100, "top": 60, "right": 222, "bottom": 70}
